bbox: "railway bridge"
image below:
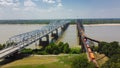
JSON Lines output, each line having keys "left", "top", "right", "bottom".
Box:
{"left": 76, "top": 19, "right": 99, "bottom": 68}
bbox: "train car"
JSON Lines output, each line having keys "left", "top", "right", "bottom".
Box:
{"left": 89, "top": 52, "right": 95, "bottom": 60}
{"left": 84, "top": 38, "right": 87, "bottom": 42}
{"left": 88, "top": 48, "right": 92, "bottom": 53}
{"left": 86, "top": 44, "right": 90, "bottom": 48}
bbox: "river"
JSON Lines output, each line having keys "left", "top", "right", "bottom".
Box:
{"left": 0, "top": 24, "right": 120, "bottom": 48}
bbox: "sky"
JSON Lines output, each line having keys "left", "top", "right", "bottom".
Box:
{"left": 0, "top": 0, "right": 120, "bottom": 19}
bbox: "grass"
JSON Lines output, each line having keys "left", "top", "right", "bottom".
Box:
{"left": 1, "top": 54, "right": 80, "bottom": 68}
{"left": 1, "top": 55, "right": 58, "bottom": 68}
{"left": 2, "top": 62, "right": 70, "bottom": 68}
{"left": 94, "top": 53, "right": 109, "bottom": 67}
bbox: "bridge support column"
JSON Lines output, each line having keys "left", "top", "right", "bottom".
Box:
{"left": 78, "top": 35, "right": 82, "bottom": 45}
{"left": 78, "top": 35, "right": 86, "bottom": 53}
{"left": 39, "top": 35, "right": 49, "bottom": 47}
{"left": 51, "top": 29, "right": 58, "bottom": 39}
{"left": 61, "top": 23, "right": 69, "bottom": 32}
{"left": 81, "top": 41, "right": 86, "bottom": 53}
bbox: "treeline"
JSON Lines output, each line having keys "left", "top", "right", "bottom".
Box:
{"left": 0, "top": 20, "right": 50, "bottom": 24}
{"left": 0, "top": 42, "right": 15, "bottom": 50}
{"left": 91, "top": 41, "right": 120, "bottom": 68}
{"left": 0, "top": 19, "right": 120, "bottom": 24}
{"left": 21, "top": 42, "right": 81, "bottom": 55}
{"left": 0, "top": 19, "right": 72, "bottom": 24}
{"left": 82, "top": 19, "right": 120, "bottom": 24}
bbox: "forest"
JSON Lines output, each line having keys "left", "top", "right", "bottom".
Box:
{"left": 0, "top": 19, "right": 120, "bottom": 24}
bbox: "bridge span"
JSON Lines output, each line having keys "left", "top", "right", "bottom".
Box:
{"left": 0, "top": 20, "right": 70, "bottom": 59}
{"left": 76, "top": 19, "right": 99, "bottom": 68}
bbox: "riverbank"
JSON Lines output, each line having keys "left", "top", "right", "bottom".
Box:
{"left": 84, "top": 24, "right": 120, "bottom": 26}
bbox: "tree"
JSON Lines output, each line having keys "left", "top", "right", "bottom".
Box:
{"left": 98, "top": 41, "right": 120, "bottom": 68}
{"left": 70, "top": 47, "right": 81, "bottom": 54}
{"left": 98, "top": 41, "right": 120, "bottom": 57}
{"left": 63, "top": 43, "right": 70, "bottom": 53}
{"left": 21, "top": 48, "right": 32, "bottom": 54}
{"left": 0, "top": 44, "right": 3, "bottom": 50}
{"left": 45, "top": 42, "right": 60, "bottom": 54}
{"left": 58, "top": 42, "right": 64, "bottom": 53}
{"left": 71, "top": 54, "right": 88, "bottom": 68}
{"left": 71, "top": 54, "right": 96, "bottom": 68}
{"left": 101, "top": 54, "right": 120, "bottom": 68}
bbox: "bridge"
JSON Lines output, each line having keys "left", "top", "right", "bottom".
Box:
{"left": 0, "top": 20, "right": 70, "bottom": 59}
{"left": 76, "top": 19, "right": 99, "bottom": 68}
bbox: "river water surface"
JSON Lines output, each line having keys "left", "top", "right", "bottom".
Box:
{"left": 0, "top": 24, "right": 120, "bottom": 48}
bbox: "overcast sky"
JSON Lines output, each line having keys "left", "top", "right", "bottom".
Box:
{"left": 0, "top": 0, "right": 120, "bottom": 19}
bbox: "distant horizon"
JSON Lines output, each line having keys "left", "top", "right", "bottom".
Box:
{"left": 0, "top": 18, "right": 120, "bottom": 20}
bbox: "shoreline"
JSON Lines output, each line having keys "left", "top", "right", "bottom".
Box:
{"left": 84, "top": 24, "right": 120, "bottom": 26}
{"left": 0, "top": 23, "right": 120, "bottom": 26}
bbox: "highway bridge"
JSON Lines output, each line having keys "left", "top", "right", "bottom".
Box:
{"left": 0, "top": 20, "right": 70, "bottom": 59}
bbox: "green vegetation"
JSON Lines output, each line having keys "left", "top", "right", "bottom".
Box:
{"left": 21, "top": 42, "right": 81, "bottom": 55}
{"left": 21, "top": 48, "right": 33, "bottom": 54}
{"left": 0, "top": 20, "right": 50, "bottom": 24}
{"left": 69, "top": 47, "right": 81, "bottom": 54}
{"left": 82, "top": 19, "right": 120, "bottom": 24}
{"left": 0, "top": 44, "right": 6, "bottom": 50}
{"left": 71, "top": 54, "right": 95, "bottom": 68}
{"left": 1, "top": 54, "right": 87, "bottom": 68}
{"left": 0, "top": 42, "right": 16, "bottom": 50}
{"left": 93, "top": 41, "right": 120, "bottom": 68}
{"left": 1, "top": 55, "right": 71, "bottom": 68}
{"left": 0, "top": 44, "right": 3, "bottom": 50}
{"left": 3, "top": 62, "right": 70, "bottom": 68}
{"left": 97, "top": 41, "right": 120, "bottom": 57}
{"left": 101, "top": 54, "right": 120, "bottom": 68}
{"left": 1, "top": 41, "right": 120, "bottom": 68}
{"left": 1, "top": 19, "right": 120, "bottom": 24}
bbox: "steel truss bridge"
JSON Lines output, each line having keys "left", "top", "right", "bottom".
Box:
{"left": 0, "top": 20, "right": 70, "bottom": 59}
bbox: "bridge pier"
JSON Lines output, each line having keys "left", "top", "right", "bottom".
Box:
{"left": 51, "top": 29, "right": 58, "bottom": 39}
{"left": 78, "top": 35, "right": 82, "bottom": 45}
{"left": 61, "top": 23, "right": 69, "bottom": 32}
{"left": 39, "top": 35, "right": 49, "bottom": 47}
{"left": 78, "top": 35, "right": 86, "bottom": 52}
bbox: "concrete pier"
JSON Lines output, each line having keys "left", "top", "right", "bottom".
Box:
{"left": 39, "top": 35, "right": 49, "bottom": 47}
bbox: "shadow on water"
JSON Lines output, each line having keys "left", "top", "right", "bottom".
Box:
{"left": 0, "top": 54, "right": 31, "bottom": 66}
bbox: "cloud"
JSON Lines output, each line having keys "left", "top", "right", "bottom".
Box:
{"left": 0, "top": 0, "right": 20, "bottom": 9}
{"left": 57, "top": 0, "right": 61, "bottom": 2}
{"left": 43, "top": 0, "right": 55, "bottom": 4}
{"left": 0, "top": 0, "right": 14, "bottom": 6}
{"left": 23, "top": 0, "right": 37, "bottom": 11}
{"left": 0, "top": 0, "right": 68, "bottom": 19}
{"left": 57, "top": 3, "right": 62, "bottom": 7}
{"left": 24, "top": 0, "right": 36, "bottom": 7}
